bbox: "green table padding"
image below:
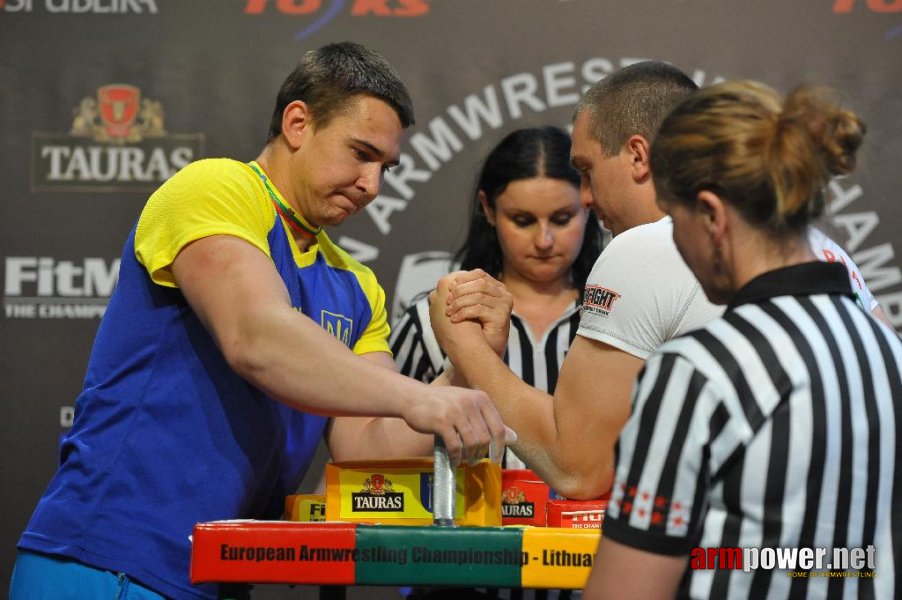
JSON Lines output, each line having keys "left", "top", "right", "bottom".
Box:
{"left": 355, "top": 525, "right": 522, "bottom": 586}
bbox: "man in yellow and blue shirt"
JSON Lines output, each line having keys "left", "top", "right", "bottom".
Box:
{"left": 12, "top": 42, "right": 511, "bottom": 600}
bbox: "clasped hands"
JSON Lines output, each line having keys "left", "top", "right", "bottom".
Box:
{"left": 429, "top": 268, "right": 513, "bottom": 361}
{"left": 423, "top": 269, "right": 515, "bottom": 464}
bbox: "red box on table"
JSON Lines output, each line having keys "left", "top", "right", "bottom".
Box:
{"left": 546, "top": 495, "right": 608, "bottom": 529}
{"left": 500, "top": 469, "right": 550, "bottom": 526}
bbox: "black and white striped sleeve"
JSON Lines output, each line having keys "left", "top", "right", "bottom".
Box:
{"left": 602, "top": 336, "right": 744, "bottom": 556}
{"left": 389, "top": 297, "right": 446, "bottom": 383}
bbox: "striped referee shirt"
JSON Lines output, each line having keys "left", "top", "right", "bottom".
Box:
{"left": 605, "top": 261, "right": 901, "bottom": 599}
{"left": 390, "top": 295, "right": 581, "bottom": 469}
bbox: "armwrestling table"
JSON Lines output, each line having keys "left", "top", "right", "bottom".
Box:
{"left": 190, "top": 520, "right": 600, "bottom": 598}
{"left": 191, "top": 438, "right": 600, "bottom": 598}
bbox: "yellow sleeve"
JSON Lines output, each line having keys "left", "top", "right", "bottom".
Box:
{"left": 318, "top": 234, "right": 392, "bottom": 357}
{"left": 352, "top": 277, "right": 392, "bottom": 356}
{"left": 134, "top": 159, "right": 275, "bottom": 287}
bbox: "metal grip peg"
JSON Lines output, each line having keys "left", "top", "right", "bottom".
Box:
{"left": 432, "top": 434, "right": 456, "bottom": 527}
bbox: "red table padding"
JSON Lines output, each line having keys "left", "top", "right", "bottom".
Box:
{"left": 191, "top": 521, "right": 357, "bottom": 584}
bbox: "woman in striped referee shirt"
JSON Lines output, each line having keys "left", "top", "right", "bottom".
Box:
{"left": 390, "top": 126, "right": 604, "bottom": 469}
{"left": 585, "top": 81, "right": 901, "bottom": 599}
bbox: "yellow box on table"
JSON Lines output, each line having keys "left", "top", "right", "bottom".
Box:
{"left": 284, "top": 494, "right": 327, "bottom": 522}
{"left": 324, "top": 457, "right": 502, "bottom": 526}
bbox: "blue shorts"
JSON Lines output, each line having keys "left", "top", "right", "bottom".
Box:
{"left": 10, "top": 550, "right": 166, "bottom": 599}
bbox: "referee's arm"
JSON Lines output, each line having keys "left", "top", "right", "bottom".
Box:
{"left": 583, "top": 537, "right": 686, "bottom": 599}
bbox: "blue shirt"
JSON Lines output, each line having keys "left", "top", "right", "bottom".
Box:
{"left": 18, "top": 159, "right": 391, "bottom": 599}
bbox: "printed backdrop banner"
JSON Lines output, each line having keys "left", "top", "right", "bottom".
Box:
{"left": 2, "top": 1, "right": 901, "bottom": 595}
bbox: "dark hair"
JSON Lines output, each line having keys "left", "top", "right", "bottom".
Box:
{"left": 454, "top": 126, "right": 604, "bottom": 294}
{"left": 267, "top": 41, "right": 415, "bottom": 142}
{"left": 576, "top": 61, "right": 698, "bottom": 156}
{"left": 651, "top": 80, "right": 865, "bottom": 233}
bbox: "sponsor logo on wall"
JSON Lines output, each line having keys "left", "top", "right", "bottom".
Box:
{"left": 832, "top": 0, "right": 902, "bottom": 38}
{"left": 832, "top": 0, "right": 902, "bottom": 13}
{"left": 1, "top": 0, "right": 159, "bottom": 14}
{"left": 243, "top": 0, "right": 429, "bottom": 40}
{"left": 30, "top": 84, "right": 204, "bottom": 192}
{"left": 380, "top": 60, "right": 902, "bottom": 330}
{"left": 348, "top": 56, "right": 660, "bottom": 271}
{"left": 390, "top": 251, "right": 452, "bottom": 321}
{"left": 3, "top": 256, "right": 119, "bottom": 319}
{"left": 374, "top": 57, "right": 713, "bottom": 312}
{"left": 825, "top": 180, "right": 902, "bottom": 327}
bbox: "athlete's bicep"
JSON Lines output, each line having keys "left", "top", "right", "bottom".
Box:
{"left": 553, "top": 335, "right": 644, "bottom": 495}
{"left": 172, "top": 234, "right": 292, "bottom": 357}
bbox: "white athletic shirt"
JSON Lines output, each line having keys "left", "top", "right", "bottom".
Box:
{"left": 577, "top": 219, "right": 878, "bottom": 361}
{"left": 807, "top": 225, "right": 878, "bottom": 312}
{"left": 577, "top": 218, "right": 722, "bottom": 360}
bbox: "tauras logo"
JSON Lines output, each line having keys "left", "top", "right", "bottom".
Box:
{"left": 4, "top": 256, "right": 119, "bottom": 319}
{"left": 351, "top": 493, "right": 404, "bottom": 511}
{"left": 502, "top": 485, "right": 535, "bottom": 518}
{"left": 31, "top": 84, "right": 203, "bottom": 192}
{"left": 351, "top": 473, "right": 405, "bottom": 511}
{"left": 502, "top": 503, "right": 535, "bottom": 518}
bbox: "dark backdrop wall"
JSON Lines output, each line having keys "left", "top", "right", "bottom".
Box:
{"left": 3, "top": 1, "right": 901, "bottom": 596}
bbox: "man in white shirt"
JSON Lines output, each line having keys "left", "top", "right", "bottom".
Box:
{"left": 428, "top": 61, "right": 889, "bottom": 501}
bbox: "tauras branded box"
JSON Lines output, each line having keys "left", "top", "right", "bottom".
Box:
{"left": 325, "top": 457, "right": 501, "bottom": 526}
{"left": 501, "top": 469, "right": 550, "bottom": 527}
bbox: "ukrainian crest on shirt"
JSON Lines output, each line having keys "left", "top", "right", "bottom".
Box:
{"left": 321, "top": 310, "right": 353, "bottom": 346}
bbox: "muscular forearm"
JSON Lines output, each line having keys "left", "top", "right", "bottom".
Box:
{"left": 426, "top": 269, "right": 619, "bottom": 490}
{"left": 329, "top": 415, "right": 434, "bottom": 461}
{"left": 446, "top": 329, "right": 630, "bottom": 498}
{"left": 444, "top": 336, "right": 611, "bottom": 498}
{"left": 329, "top": 367, "right": 469, "bottom": 462}
{"left": 229, "top": 307, "right": 423, "bottom": 418}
